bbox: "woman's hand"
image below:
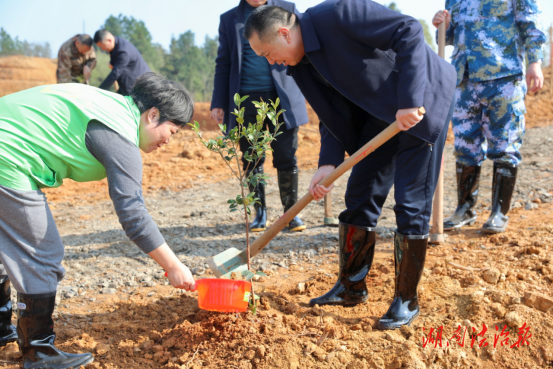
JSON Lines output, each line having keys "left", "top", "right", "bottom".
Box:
{"left": 309, "top": 165, "right": 335, "bottom": 201}
{"left": 166, "top": 263, "right": 196, "bottom": 291}
{"left": 148, "top": 243, "right": 196, "bottom": 291}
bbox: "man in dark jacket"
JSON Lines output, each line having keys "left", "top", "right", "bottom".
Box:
{"left": 211, "top": 0, "right": 309, "bottom": 233}
{"left": 94, "top": 30, "right": 151, "bottom": 95}
{"left": 245, "top": 1, "right": 457, "bottom": 330}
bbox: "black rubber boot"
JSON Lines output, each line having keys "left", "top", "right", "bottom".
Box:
{"left": 0, "top": 278, "right": 17, "bottom": 347}
{"left": 482, "top": 162, "right": 518, "bottom": 234}
{"left": 17, "top": 292, "right": 94, "bottom": 369}
{"left": 277, "top": 169, "right": 306, "bottom": 232}
{"left": 376, "top": 232, "right": 427, "bottom": 330}
{"left": 248, "top": 166, "right": 267, "bottom": 232}
{"left": 444, "top": 163, "right": 481, "bottom": 230}
{"left": 309, "top": 223, "right": 375, "bottom": 306}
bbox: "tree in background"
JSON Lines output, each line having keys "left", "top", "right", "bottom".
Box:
{"left": 0, "top": 28, "right": 51, "bottom": 58}
{"left": 387, "top": 2, "right": 401, "bottom": 12}
{"left": 162, "top": 31, "right": 218, "bottom": 102}
{"left": 101, "top": 14, "right": 165, "bottom": 72}
{"left": 387, "top": 2, "right": 436, "bottom": 52}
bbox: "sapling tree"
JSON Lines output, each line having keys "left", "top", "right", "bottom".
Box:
{"left": 190, "top": 93, "right": 284, "bottom": 313}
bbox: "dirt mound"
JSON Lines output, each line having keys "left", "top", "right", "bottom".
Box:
{"left": 0, "top": 55, "right": 57, "bottom": 97}
{"left": 525, "top": 68, "right": 553, "bottom": 129}
{"left": 2, "top": 212, "right": 552, "bottom": 368}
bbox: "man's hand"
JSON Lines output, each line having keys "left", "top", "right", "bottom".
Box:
{"left": 396, "top": 108, "right": 424, "bottom": 131}
{"left": 309, "top": 165, "right": 335, "bottom": 201}
{"left": 432, "top": 10, "right": 451, "bottom": 30}
{"left": 526, "top": 62, "right": 544, "bottom": 93}
{"left": 211, "top": 108, "right": 224, "bottom": 124}
{"left": 83, "top": 65, "right": 91, "bottom": 84}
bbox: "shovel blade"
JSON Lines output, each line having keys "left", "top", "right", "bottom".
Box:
{"left": 207, "top": 247, "right": 249, "bottom": 278}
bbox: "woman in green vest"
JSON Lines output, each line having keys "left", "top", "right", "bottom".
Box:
{"left": 0, "top": 73, "right": 196, "bottom": 369}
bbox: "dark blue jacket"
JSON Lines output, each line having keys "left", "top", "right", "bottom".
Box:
{"left": 211, "top": 0, "right": 308, "bottom": 131}
{"left": 287, "top": 0, "right": 457, "bottom": 167}
{"left": 99, "top": 37, "right": 151, "bottom": 96}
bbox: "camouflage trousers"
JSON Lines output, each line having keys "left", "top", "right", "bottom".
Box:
{"left": 452, "top": 74, "right": 526, "bottom": 166}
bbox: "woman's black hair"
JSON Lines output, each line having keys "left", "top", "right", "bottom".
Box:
{"left": 130, "top": 72, "right": 194, "bottom": 127}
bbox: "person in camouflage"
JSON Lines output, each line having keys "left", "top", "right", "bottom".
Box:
{"left": 433, "top": 0, "right": 546, "bottom": 234}
{"left": 56, "top": 34, "right": 96, "bottom": 84}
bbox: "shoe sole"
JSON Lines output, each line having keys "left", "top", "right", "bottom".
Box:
{"left": 482, "top": 220, "right": 508, "bottom": 234}
{"left": 309, "top": 297, "right": 368, "bottom": 307}
{"left": 482, "top": 226, "right": 506, "bottom": 234}
{"left": 289, "top": 225, "right": 306, "bottom": 232}
{"left": 0, "top": 338, "right": 17, "bottom": 347}
{"left": 375, "top": 311, "right": 420, "bottom": 330}
{"left": 251, "top": 222, "right": 270, "bottom": 232}
{"left": 444, "top": 217, "right": 477, "bottom": 231}
{"left": 24, "top": 355, "right": 94, "bottom": 369}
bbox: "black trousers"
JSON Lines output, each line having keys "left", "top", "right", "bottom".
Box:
{"left": 338, "top": 101, "right": 455, "bottom": 236}
{"left": 238, "top": 90, "right": 298, "bottom": 172}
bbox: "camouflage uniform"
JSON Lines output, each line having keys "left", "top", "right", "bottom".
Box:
{"left": 56, "top": 35, "right": 96, "bottom": 84}
{"left": 444, "top": 0, "right": 546, "bottom": 165}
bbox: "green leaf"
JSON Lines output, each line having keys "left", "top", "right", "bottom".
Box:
{"left": 241, "top": 270, "right": 255, "bottom": 281}
{"left": 234, "top": 93, "right": 240, "bottom": 107}
{"left": 240, "top": 95, "right": 249, "bottom": 103}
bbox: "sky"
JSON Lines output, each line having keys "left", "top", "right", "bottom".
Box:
{"left": 0, "top": 0, "right": 551, "bottom": 62}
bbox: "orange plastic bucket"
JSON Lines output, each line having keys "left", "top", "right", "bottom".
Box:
{"left": 195, "top": 279, "right": 252, "bottom": 312}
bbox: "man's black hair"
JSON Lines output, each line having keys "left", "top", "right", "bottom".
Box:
{"left": 76, "top": 34, "right": 93, "bottom": 47}
{"left": 244, "top": 6, "right": 297, "bottom": 41}
{"left": 130, "top": 72, "right": 194, "bottom": 127}
{"left": 93, "top": 29, "right": 111, "bottom": 44}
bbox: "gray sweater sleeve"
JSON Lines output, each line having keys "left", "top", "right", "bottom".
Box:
{"left": 85, "top": 120, "right": 165, "bottom": 254}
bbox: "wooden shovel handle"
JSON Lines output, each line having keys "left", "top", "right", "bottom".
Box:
{"left": 249, "top": 107, "right": 426, "bottom": 257}
{"left": 431, "top": 20, "right": 447, "bottom": 243}
{"left": 438, "top": 21, "right": 446, "bottom": 58}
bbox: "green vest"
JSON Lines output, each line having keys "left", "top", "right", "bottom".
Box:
{"left": 0, "top": 84, "right": 141, "bottom": 190}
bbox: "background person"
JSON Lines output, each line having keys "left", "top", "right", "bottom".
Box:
{"left": 210, "top": 0, "right": 309, "bottom": 233}
{"left": 433, "top": 0, "right": 546, "bottom": 234}
{"left": 0, "top": 73, "right": 195, "bottom": 368}
{"left": 94, "top": 29, "right": 150, "bottom": 95}
{"left": 56, "top": 34, "right": 96, "bottom": 84}
{"left": 245, "top": 1, "right": 457, "bottom": 330}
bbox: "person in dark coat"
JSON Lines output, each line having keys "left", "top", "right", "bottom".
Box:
{"left": 211, "top": 0, "right": 309, "bottom": 233}
{"left": 244, "top": 0, "right": 457, "bottom": 330}
{"left": 94, "top": 30, "right": 151, "bottom": 95}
